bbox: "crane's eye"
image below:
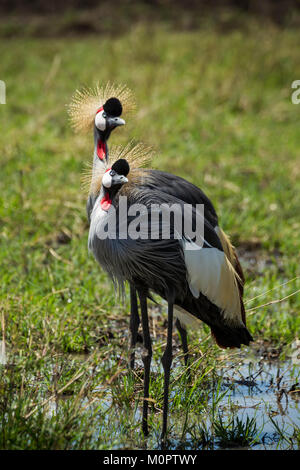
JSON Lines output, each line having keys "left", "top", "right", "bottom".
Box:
{"left": 110, "top": 170, "right": 116, "bottom": 176}
{"left": 102, "top": 112, "right": 107, "bottom": 118}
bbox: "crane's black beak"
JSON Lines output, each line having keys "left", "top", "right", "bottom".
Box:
{"left": 106, "top": 116, "right": 125, "bottom": 129}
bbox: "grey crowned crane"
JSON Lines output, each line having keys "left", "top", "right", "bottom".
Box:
{"left": 88, "top": 157, "right": 253, "bottom": 439}
{"left": 68, "top": 83, "right": 246, "bottom": 371}
{"left": 67, "top": 82, "right": 136, "bottom": 222}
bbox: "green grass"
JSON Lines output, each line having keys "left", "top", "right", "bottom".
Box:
{"left": 0, "top": 17, "right": 299, "bottom": 449}
{"left": 214, "top": 414, "right": 260, "bottom": 448}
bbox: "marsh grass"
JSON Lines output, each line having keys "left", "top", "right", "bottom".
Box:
{"left": 0, "top": 13, "right": 299, "bottom": 449}
{"left": 213, "top": 414, "right": 260, "bottom": 448}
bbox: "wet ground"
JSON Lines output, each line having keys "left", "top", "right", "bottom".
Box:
{"left": 2, "top": 337, "right": 299, "bottom": 449}
{"left": 69, "top": 343, "right": 299, "bottom": 449}
{"left": 212, "top": 349, "right": 299, "bottom": 449}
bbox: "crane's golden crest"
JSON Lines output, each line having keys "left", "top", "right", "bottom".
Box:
{"left": 81, "top": 141, "right": 154, "bottom": 195}
{"left": 67, "top": 82, "right": 136, "bottom": 133}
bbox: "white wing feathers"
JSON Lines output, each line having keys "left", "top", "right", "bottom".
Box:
{"left": 182, "top": 239, "right": 243, "bottom": 327}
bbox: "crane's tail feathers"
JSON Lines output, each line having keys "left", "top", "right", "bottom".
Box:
{"left": 215, "top": 227, "right": 234, "bottom": 262}
{"left": 215, "top": 227, "right": 248, "bottom": 325}
{"left": 213, "top": 227, "right": 249, "bottom": 333}
{"left": 215, "top": 226, "right": 245, "bottom": 291}
{"left": 210, "top": 324, "right": 253, "bottom": 349}
{"left": 218, "top": 254, "right": 244, "bottom": 326}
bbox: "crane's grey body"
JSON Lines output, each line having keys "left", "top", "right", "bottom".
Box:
{"left": 88, "top": 187, "right": 187, "bottom": 299}
{"left": 88, "top": 185, "right": 250, "bottom": 342}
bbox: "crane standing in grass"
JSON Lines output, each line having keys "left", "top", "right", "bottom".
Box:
{"left": 68, "top": 83, "right": 246, "bottom": 371}
{"left": 87, "top": 157, "right": 253, "bottom": 439}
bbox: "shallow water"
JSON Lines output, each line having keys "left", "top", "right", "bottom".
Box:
{"left": 214, "top": 354, "right": 299, "bottom": 449}
{"left": 41, "top": 343, "right": 299, "bottom": 450}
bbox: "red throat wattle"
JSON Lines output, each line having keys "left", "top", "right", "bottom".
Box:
{"left": 100, "top": 192, "right": 112, "bottom": 211}
{"left": 97, "top": 139, "right": 106, "bottom": 160}
{"left": 95, "top": 106, "right": 106, "bottom": 160}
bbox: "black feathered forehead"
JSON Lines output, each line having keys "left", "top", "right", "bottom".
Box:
{"left": 111, "top": 159, "right": 130, "bottom": 176}
{"left": 103, "top": 97, "right": 123, "bottom": 117}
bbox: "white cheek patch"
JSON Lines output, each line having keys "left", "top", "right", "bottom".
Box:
{"left": 95, "top": 112, "right": 106, "bottom": 131}
{"left": 102, "top": 172, "right": 112, "bottom": 188}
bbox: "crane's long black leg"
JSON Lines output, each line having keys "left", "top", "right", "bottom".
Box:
{"left": 129, "top": 284, "right": 140, "bottom": 369}
{"left": 138, "top": 290, "right": 152, "bottom": 436}
{"left": 175, "top": 318, "right": 189, "bottom": 367}
{"left": 161, "top": 301, "right": 174, "bottom": 441}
